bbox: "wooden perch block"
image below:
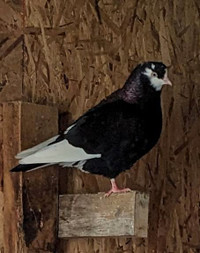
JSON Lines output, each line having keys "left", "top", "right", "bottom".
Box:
{"left": 59, "top": 191, "right": 149, "bottom": 238}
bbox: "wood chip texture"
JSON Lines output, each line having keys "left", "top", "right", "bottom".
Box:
{"left": 0, "top": 0, "right": 200, "bottom": 252}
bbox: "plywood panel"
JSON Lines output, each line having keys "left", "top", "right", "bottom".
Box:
{"left": 21, "top": 0, "right": 199, "bottom": 252}
{"left": 0, "top": 0, "right": 24, "bottom": 103}
{"left": 0, "top": 37, "right": 23, "bottom": 102}
{"left": 0, "top": 0, "right": 22, "bottom": 34}
{"left": 51, "top": 0, "right": 199, "bottom": 252}
{"left": 1, "top": 0, "right": 200, "bottom": 252}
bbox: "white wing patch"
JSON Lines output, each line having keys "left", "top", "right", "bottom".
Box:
{"left": 19, "top": 139, "right": 101, "bottom": 164}
{"left": 16, "top": 124, "right": 76, "bottom": 159}
{"left": 16, "top": 135, "right": 59, "bottom": 159}
{"left": 16, "top": 122, "right": 100, "bottom": 171}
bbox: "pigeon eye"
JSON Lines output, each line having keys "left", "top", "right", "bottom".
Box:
{"left": 152, "top": 72, "right": 158, "bottom": 77}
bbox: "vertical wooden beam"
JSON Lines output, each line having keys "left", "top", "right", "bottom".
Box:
{"left": 0, "top": 104, "right": 4, "bottom": 252}
{"left": 3, "top": 102, "right": 25, "bottom": 253}
{"left": 1, "top": 102, "right": 58, "bottom": 253}
{"left": 20, "top": 103, "right": 58, "bottom": 252}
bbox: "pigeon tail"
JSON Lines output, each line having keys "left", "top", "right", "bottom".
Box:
{"left": 11, "top": 163, "right": 49, "bottom": 172}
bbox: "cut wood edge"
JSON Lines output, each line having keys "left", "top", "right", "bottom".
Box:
{"left": 134, "top": 192, "right": 149, "bottom": 237}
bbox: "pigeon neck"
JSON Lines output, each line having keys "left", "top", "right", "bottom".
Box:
{"left": 121, "top": 86, "right": 141, "bottom": 103}
{"left": 121, "top": 80, "right": 161, "bottom": 104}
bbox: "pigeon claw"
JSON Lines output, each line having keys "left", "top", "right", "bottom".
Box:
{"left": 104, "top": 178, "right": 132, "bottom": 197}
{"left": 104, "top": 187, "right": 131, "bottom": 197}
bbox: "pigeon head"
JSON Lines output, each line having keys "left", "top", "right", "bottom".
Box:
{"left": 122, "top": 61, "right": 172, "bottom": 103}
{"left": 141, "top": 62, "right": 172, "bottom": 91}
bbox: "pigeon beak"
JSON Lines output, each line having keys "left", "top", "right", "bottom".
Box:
{"left": 163, "top": 75, "right": 172, "bottom": 86}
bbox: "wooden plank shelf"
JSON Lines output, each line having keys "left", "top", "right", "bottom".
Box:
{"left": 59, "top": 191, "right": 149, "bottom": 238}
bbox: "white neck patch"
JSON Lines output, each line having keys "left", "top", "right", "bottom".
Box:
{"left": 143, "top": 67, "right": 166, "bottom": 91}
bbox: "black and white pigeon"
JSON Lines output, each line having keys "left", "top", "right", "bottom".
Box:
{"left": 11, "top": 62, "right": 172, "bottom": 196}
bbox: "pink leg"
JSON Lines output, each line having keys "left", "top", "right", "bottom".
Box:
{"left": 105, "top": 178, "right": 131, "bottom": 197}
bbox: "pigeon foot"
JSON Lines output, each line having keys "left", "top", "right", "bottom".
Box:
{"left": 105, "top": 187, "right": 131, "bottom": 197}
{"left": 104, "top": 178, "right": 131, "bottom": 197}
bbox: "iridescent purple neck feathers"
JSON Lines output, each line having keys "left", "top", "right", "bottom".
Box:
{"left": 120, "top": 82, "right": 142, "bottom": 103}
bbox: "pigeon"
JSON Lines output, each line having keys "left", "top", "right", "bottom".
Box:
{"left": 11, "top": 61, "right": 172, "bottom": 196}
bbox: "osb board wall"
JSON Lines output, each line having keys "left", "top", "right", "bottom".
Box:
{"left": 0, "top": 0, "right": 200, "bottom": 252}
